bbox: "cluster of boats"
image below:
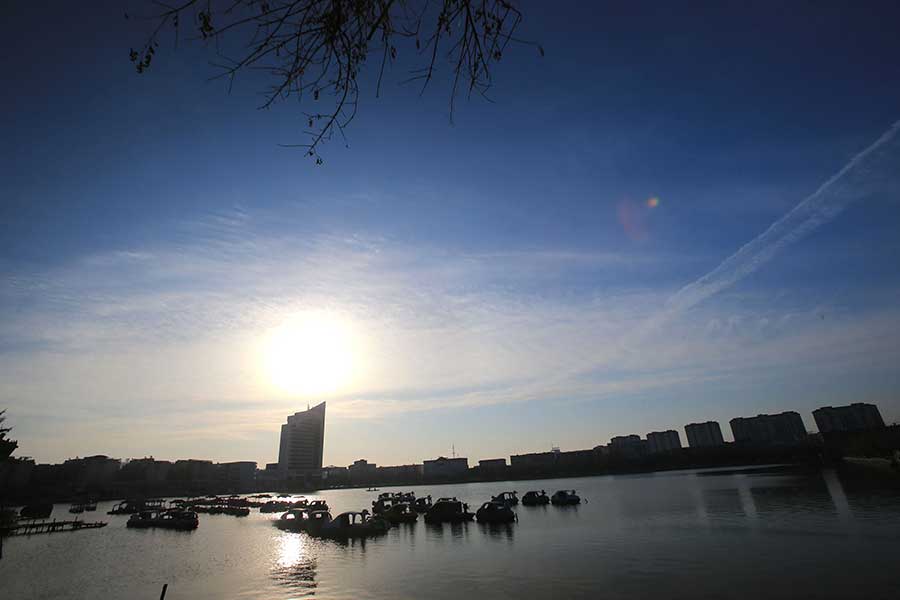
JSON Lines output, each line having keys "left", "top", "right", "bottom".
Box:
{"left": 271, "top": 487, "right": 583, "bottom": 538}
{"left": 68, "top": 500, "right": 98, "bottom": 514}
{"left": 126, "top": 509, "right": 199, "bottom": 531}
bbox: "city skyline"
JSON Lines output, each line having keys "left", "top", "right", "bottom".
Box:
{"left": 3, "top": 2, "right": 900, "bottom": 468}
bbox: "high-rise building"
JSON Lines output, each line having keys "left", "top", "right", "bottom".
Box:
{"left": 813, "top": 403, "right": 885, "bottom": 433}
{"left": 646, "top": 430, "right": 682, "bottom": 454}
{"left": 277, "top": 402, "right": 326, "bottom": 478}
{"left": 685, "top": 421, "right": 725, "bottom": 448}
{"left": 608, "top": 434, "right": 646, "bottom": 458}
{"left": 730, "top": 411, "right": 806, "bottom": 446}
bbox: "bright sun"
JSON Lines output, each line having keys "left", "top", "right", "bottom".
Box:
{"left": 263, "top": 311, "right": 357, "bottom": 396}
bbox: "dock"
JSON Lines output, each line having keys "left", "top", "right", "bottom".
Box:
{"left": 2, "top": 518, "right": 108, "bottom": 536}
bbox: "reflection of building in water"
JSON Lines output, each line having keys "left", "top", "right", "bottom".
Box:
{"left": 813, "top": 403, "right": 885, "bottom": 433}
{"left": 734, "top": 477, "right": 758, "bottom": 523}
{"left": 278, "top": 402, "right": 326, "bottom": 480}
{"left": 730, "top": 411, "right": 806, "bottom": 446}
{"left": 684, "top": 421, "right": 725, "bottom": 448}
{"left": 821, "top": 468, "right": 854, "bottom": 526}
{"left": 646, "top": 430, "right": 682, "bottom": 454}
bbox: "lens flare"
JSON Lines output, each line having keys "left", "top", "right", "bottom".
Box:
{"left": 647, "top": 197, "right": 660, "bottom": 208}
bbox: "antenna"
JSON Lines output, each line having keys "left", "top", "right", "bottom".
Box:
{"left": 451, "top": 444, "right": 456, "bottom": 458}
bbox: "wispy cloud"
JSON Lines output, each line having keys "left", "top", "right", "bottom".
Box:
{"left": 655, "top": 120, "right": 900, "bottom": 324}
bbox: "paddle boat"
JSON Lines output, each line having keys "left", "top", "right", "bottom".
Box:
{"left": 491, "top": 491, "right": 519, "bottom": 507}
{"left": 312, "top": 511, "right": 391, "bottom": 539}
{"left": 127, "top": 509, "right": 199, "bottom": 530}
{"left": 550, "top": 490, "right": 581, "bottom": 505}
{"left": 423, "top": 498, "right": 474, "bottom": 524}
{"left": 521, "top": 490, "right": 550, "bottom": 506}
{"left": 476, "top": 501, "right": 517, "bottom": 524}
{"left": 383, "top": 502, "right": 418, "bottom": 524}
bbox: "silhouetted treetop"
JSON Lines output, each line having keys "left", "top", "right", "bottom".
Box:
{"left": 0, "top": 409, "right": 17, "bottom": 459}
{"left": 128, "top": 1, "right": 540, "bottom": 163}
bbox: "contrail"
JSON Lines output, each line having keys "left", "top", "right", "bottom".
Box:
{"left": 650, "top": 119, "right": 900, "bottom": 328}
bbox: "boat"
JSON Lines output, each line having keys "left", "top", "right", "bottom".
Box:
{"left": 521, "top": 490, "right": 550, "bottom": 506}
{"left": 366, "top": 487, "right": 379, "bottom": 492}
{"left": 291, "top": 498, "right": 309, "bottom": 509}
{"left": 423, "top": 498, "right": 474, "bottom": 524}
{"left": 383, "top": 502, "right": 418, "bottom": 524}
{"left": 108, "top": 499, "right": 164, "bottom": 515}
{"left": 476, "top": 501, "right": 517, "bottom": 524}
{"left": 550, "top": 490, "right": 581, "bottom": 505}
{"left": 274, "top": 508, "right": 311, "bottom": 532}
{"left": 19, "top": 503, "right": 53, "bottom": 519}
{"left": 491, "top": 491, "right": 519, "bottom": 507}
{"left": 308, "top": 499, "right": 329, "bottom": 511}
{"left": 126, "top": 509, "right": 199, "bottom": 531}
{"left": 260, "top": 500, "right": 291, "bottom": 513}
{"left": 372, "top": 496, "right": 394, "bottom": 515}
{"left": 314, "top": 511, "right": 391, "bottom": 539}
{"left": 412, "top": 495, "right": 433, "bottom": 513}
{"left": 223, "top": 506, "right": 250, "bottom": 517}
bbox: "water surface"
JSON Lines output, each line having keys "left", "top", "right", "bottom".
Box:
{"left": 3, "top": 466, "right": 899, "bottom": 599}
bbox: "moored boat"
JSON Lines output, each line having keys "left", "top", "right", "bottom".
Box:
{"left": 260, "top": 500, "right": 291, "bottom": 513}
{"left": 20, "top": 502, "right": 53, "bottom": 519}
{"left": 423, "top": 497, "right": 474, "bottom": 524}
{"left": 126, "top": 509, "right": 199, "bottom": 530}
{"left": 308, "top": 499, "right": 329, "bottom": 511}
{"left": 491, "top": 491, "right": 519, "bottom": 507}
{"left": 314, "top": 511, "right": 391, "bottom": 539}
{"left": 383, "top": 502, "right": 418, "bottom": 524}
{"left": 476, "top": 501, "right": 517, "bottom": 524}
{"left": 521, "top": 490, "right": 550, "bottom": 506}
{"left": 275, "top": 508, "right": 311, "bottom": 532}
{"left": 550, "top": 490, "right": 581, "bottom": 505}
{"left": 412, "top": 495, "right": 433, "bottom": 513}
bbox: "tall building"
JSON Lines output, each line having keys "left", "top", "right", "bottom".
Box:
{"left": 813, "top": 403, "right": 885, "bottom": 433}
{"left": 608, "top": 434, "right": 646, "bottom": 458}
{"left": 646, "top": 430, "right": 682, "bottom": 454}
{"left": 278, "top": 402, "right": 326, "bottom": 478}
{"left": 685, "top": 421, "right": 725, "bottom": 448}
{"left": 730, "top": 411, "right": 806, "bottom": 446}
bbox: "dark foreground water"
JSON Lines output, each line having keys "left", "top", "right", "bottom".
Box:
{"left": 3, "top": 465, "right": 900, "bottom": 599}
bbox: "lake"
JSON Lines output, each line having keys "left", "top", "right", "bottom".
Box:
{"left": 2, "top": 465, "right": 899, "bottom": 599}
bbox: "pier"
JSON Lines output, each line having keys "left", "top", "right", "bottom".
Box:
{"left": 3, "top": 519, "right": 107, "bottom": 536}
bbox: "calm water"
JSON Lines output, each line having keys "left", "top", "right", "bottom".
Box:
{"left": 3, "top": 466, "right": 900, "bottom": 599}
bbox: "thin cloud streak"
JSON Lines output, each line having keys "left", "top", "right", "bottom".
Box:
{"left": 646, "top": 120, "right": 900, "bottom": 332}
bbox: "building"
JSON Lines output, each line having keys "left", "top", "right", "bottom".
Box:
{"left": 423, "top": 456, "right": 469, "bottom": 480}
{"left": 510, "top": 451, "right": 557, "bottom": 472}
{"left": 377, "top": 464, "right": 424, "bottom": 484}
{"left": 348, "top": 459, "right": 377, "bottom": 485}
{"left": 219, "top": 461, "right": 257, "bottom": 492}
{"left": 608, "top": 435, "right": 646, "bottom": 459}
{"left": 730, "top": 411, "right": 807, "bottom": 446}
{"left": 685, "top": 421, "right": 725, "bottom": 448}
{"left": 478, "top": 458, "right": 507, "bottom": 469}
{"left": 170, "top": 459, "right": 216, "bottom": 488}
{"left": 813, "top": 403, "right": 885, "bottom": 433}
{"left": 646, "top": 430, "right": 682, "bottom": 454}
{"left": 118, "top": 457, "right": 172, "bottom": 484}
{"left": 277, "top": 402, "right": 326, "bottom": 479}
{"left": 61, "top": 455, "right": 121, "bottom": 490}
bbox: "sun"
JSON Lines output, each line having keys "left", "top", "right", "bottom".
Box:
{"left": 262, "top": 311, "right": 357, "bottom": 396}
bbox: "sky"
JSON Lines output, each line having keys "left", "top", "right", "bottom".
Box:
{"left": 2, "top": 1, "right": 900, "bottom": 468}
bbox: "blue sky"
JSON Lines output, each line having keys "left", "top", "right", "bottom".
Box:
{"left": 2, "top": 1, "right": 900, "bottom": 467}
